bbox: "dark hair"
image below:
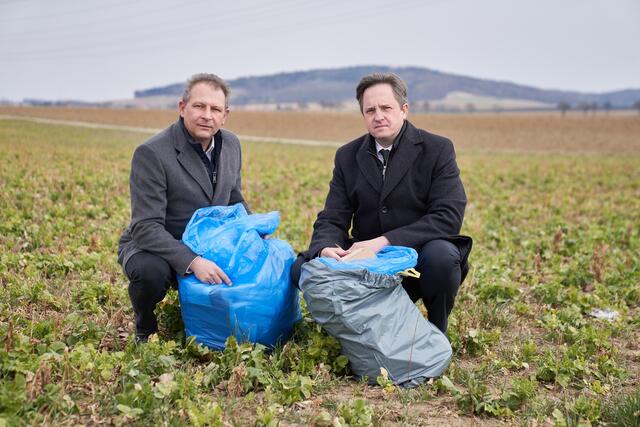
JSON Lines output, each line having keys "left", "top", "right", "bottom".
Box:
{"left": 355, "top": 72, "right": 408, "bottom": 113}
{"left": 182, "top": 73, "right": 230, "bottom": 108}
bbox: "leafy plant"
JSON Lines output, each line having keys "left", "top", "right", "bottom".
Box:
{"left": 336, "top": 399, "right": 374, "bottom": 427}
{"left": 1, "top": 114, "right": 638, "bottom": 424}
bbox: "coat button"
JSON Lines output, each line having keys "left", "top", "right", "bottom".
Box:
{"left": 381, "top": 206, "right": 388, "bottom": 214}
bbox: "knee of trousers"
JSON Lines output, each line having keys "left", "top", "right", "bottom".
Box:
{"left": 127, "top": 257, "right": 174, "bottom": 298}
{"left": 290, "top": 254, "right": 307, "bottom": 289}
{"left": 416, "top": 239, "right": 463, "bottom": 288}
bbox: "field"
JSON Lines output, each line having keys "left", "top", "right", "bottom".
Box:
{"left": 0, "top": 107, "right": 639, "bottom": 426}
{"left": 1, "top": 106, "right": 639, "bottom": 153}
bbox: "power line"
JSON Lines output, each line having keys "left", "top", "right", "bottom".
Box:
{"left": 0, "top": 0, "right": 426, "bottom": 61}
{"left": 0, "top": 0, "right": 299, "bottom": 29}
{"left": 0, "top": 0, "right": 307, "bottom": 45}
{"left": 0, "top": 0, "right": 134, "bottom": 24}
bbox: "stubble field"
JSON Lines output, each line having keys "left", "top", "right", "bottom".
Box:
{"left": 0, "top": 107, "right": 639, "bottom": 426}
{"left": 1, "top": 106, "right": 639, "bottom": 153}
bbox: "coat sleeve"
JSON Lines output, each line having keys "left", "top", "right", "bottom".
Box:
{"left": 307, "top": 151, "right": 354, "bottom": 258}
{"left": 383, "top": 140, "right": 467, "bottom": 248}
{"left": 128, "top": 144, "right": 198, "bottom": 274}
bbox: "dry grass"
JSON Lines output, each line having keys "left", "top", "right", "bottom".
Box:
{"left": 1, "top": 106, "right": 639, "bottom": 153}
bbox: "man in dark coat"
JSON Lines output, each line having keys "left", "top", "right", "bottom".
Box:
{"left": 118, "top": 73, "right": 249, "bottom": 342}
{"left": 292, "top": 72, "right": 472, "bottom": 334}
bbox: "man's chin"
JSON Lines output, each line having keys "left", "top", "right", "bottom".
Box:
{"left": 372, "top": 131, "right": 393, "bottom": 141}
{"left": 195, "top": 132, "right": 214, "bottom": 141}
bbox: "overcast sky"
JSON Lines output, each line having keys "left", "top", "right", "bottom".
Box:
{"left": 1, "top": 0, "right": 638, "bottom": 102}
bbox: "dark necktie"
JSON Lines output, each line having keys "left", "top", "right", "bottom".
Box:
{"left": 379, "top": 148, "right": 390, "bottom": 167}
{"left": 379, "top": 148, "right": 390, "bottom": 179}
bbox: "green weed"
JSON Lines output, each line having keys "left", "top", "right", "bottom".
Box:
{"left": 0, "top": 119, "right": 639, "bottom": 424}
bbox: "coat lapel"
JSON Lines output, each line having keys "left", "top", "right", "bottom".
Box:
{"left": 173, "top": 123, "right": 214, "bottom": 200}
{"left": 380, "top": 122, "right": 422, "bottom": 201}
{"left": 212, "top": 133, "right": 227, "bottom": 203}
{"left": 356, "top": 134, "right": 383, "bottom": 193}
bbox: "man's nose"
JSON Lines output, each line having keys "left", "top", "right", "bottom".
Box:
{"left": 202, "top": 107, "right": 213, "bottom": 119}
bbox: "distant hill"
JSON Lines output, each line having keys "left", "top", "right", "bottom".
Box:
{"left": 134, "top": 65, "right": 640, "bottom": 112}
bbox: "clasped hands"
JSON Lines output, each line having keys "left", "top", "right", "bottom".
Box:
{"left": 320, "top": 236, "right": 389, "bottom": 261}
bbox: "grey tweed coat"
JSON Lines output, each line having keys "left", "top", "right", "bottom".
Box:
{"left": 118, "top": 119, "right": 248, "bottom": 274}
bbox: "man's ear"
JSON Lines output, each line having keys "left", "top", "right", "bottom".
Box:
{"left": 178, "top": 100, "right": 186, "bottom": 117}
{"left": 221, "top": 107, "right": 230, "bottom": 125}
{"left": 401, "top": 102, "right": 409, "bottom": 118}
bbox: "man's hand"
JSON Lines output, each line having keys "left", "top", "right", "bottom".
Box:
{"left": 190, "top": 256, "right": 232, "bottom": 286}
{"left": 348, "top": 236, "right": 390, "bottom": 254}
{"left": 320, "top": 246, "right": 350, "bottom": 260}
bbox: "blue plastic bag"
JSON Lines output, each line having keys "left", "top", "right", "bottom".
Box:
{"left": 317, "top": 246, "right": 418, "bottom": 275}
{"left": 178, "top": 203, "right": 301, "bottom": 350}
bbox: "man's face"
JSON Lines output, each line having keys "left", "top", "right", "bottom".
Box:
{"left": 179, "top": 82, "right": 229, "bottom": 146}
{"left": 361, "top": 83, "right": 408, "bottom": 146}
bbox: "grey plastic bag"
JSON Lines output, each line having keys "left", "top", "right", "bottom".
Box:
{"left": 300, "top": 259, "right": 452, "bottom": 386}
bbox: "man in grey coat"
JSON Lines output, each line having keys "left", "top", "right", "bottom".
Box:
{"left": 118, "top": 73, "right": 249, "bottom": 342}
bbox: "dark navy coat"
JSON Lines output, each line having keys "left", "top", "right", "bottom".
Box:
{"left": 306, "top": 120, "right": 472, "bottom": 261}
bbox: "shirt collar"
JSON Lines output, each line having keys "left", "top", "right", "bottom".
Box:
{"left": 375, "top": 140, "right": 392, "bottom": 154}
{"left": 204, "top": 138, "right": 215, "bottom": 158}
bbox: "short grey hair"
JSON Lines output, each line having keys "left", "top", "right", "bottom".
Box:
{"left": 182, "top": 73, "right": 230, "bottom": 108}
{"left": 355, "top": 72, "right": 408, "bottom": 113}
